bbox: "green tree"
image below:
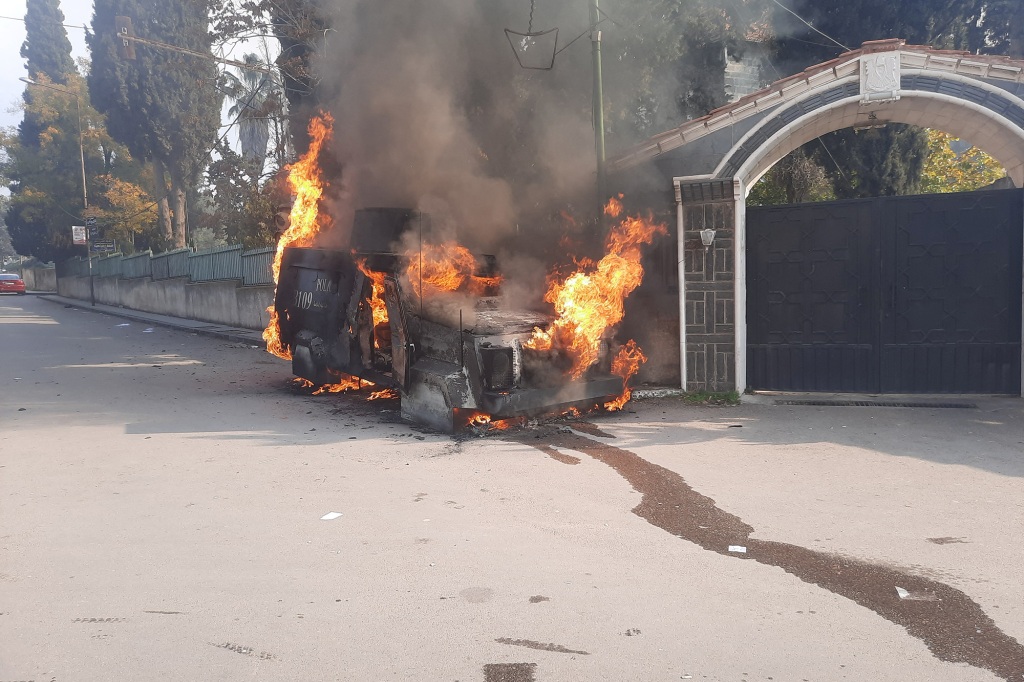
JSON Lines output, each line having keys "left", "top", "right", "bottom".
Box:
{"left": 21, "top": 0, "right": 76, "bottom": 83}
{"left": 747, "top": 148, "right": 835, "bottom": 205}
{"left": 2, "top": 71, "right": 157, "bottom": 261}
{"left": 0, "top": 196, "right": 15, "bottom": 262}
{"left": 220, "top": 52, "right": 287, "bottom": 173}
{"left": 210, "top": 0, "right": 327, "bottom": 153}
{"left": 87, "top": 0, "right": 222, "bottom": 249}
{"left": 197, "top": 139, "right": 280, "bottom": 249}
{"left": 919, "top": 129, "right": 1006, "bottom": 193}
{"left": 816, "top": 125, "right": 928, "bottom": 198}
{"left": 19, "top": 0, "right": 77, "bottom": 153}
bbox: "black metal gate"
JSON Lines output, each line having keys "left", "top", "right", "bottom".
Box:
{"left": 746, "top": 189, "right": 1023, "bottom": 394}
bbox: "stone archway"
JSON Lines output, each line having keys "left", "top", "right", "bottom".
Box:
{"left": 609, "top": 39, "right": 1024, "bottom": 395}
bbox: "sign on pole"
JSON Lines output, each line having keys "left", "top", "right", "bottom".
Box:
{"left": 72, "top": 225, "right": 87, "bottom": 245}
{"left": 91, "top": 240, "right": 116, "bottom": 253}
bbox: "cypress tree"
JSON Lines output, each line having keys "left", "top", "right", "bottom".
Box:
{"left": 88, "top": 0, "right": 222, "bottom": 248}
{"left": 19, "top": 0, "right": 77, "bottom": 149}
{"left": 21, "top": 0, "right": 76, "bottom": 84}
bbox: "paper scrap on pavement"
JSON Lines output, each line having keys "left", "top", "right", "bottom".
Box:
{"left": 143, "top": 328, "right": 155, "bottom": 333}
{"left": 895, "top": 586, "right": 939, "bottom": 601}
{"left": 728, "top": 545, "right": 747, "bottom": 553}
{"left": 116, "top": 323, "right": 130, "bottom": 327}
{"left": 320, "top": 512, "right": 342, "bottom": 520}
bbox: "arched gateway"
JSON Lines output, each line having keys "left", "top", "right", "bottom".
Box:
{"left": 610, "top": 39, "right": 1024, "bottom": 396}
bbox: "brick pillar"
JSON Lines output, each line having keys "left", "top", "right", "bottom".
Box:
{"left": 681, "top": 179, "right": 737, "bottom": 392}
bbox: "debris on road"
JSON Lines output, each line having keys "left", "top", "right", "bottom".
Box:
{"left": 896, "top": 586, "right": 940, "bottom": 601}
{"left": 320, "top": 512, "right": 343, "bottom": 520}
{"left": 728, "top": 545, "right": 747, "bottom": 553}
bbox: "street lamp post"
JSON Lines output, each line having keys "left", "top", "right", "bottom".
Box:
{"left": 20, "top": 77, "right": 93, "bottom": 306}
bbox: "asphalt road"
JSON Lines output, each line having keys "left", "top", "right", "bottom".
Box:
{"left": 2, "top": 294, "right": 1023, "bottom": 681}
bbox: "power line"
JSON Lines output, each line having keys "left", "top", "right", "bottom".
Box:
{"left": 768, "top": 0, "right": 850, "bottom": 52}
{"left": 0, "top": 15, "right": 85, "bottom": 32}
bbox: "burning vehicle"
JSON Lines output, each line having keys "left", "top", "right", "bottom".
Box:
{"left": 272, "top": 207, "right": 629, "bottom": 432}
{"left": 262, "top": 113, "right": 665, "bottom": 433}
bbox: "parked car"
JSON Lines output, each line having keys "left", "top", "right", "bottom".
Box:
{"left": 0, "top": 273, "right": 27, "bottom": 295}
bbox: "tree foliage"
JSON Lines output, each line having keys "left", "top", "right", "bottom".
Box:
{"left": 19, "top": 0, "right": 77, "bottom": 157}
{"left": 21, "top": 0, "right": 77, "bottom": 83}
{"left": 1, "top": 71, "right": 158, "bottom": 261}
{"left": 0, "top": 197, "right": 15, "bottom": 262}
{"left": 919, "top": 129, "right": 1006, "bottom": 194}
{"left": 220, "top": 51, "right": 288, "bottom": 173}
{"left": 88, "top": 0, "right": 222, "bottom": 248}
{"left": 210, "top": 0, "right": 328, "bottom": 153}
{"left": 196, "top": 139, "right": 281, "bottom": 249}
{"left": 748, "top": 148, "right": 835, "bottom": 205}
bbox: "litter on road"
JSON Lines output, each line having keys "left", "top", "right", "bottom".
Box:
{"left": 320, "top": 512, "right": 343, "bottom": 520}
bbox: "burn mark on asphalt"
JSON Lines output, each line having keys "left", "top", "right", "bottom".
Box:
{"left": 512, "top": 426, "right": 1024, "bottom": 681}
{"left": 567, "top": 422, "right": 615, "bottom": 439}
{"left": 528, "top": 595, "right": 550, "bottom": 603}
{"left": 495, "top": 638, "right": 590, "bottom": 655}
{"left": 143, "top": 610, "right": 185, "bottom": 615}
{"left": 534, "top": 444, "right": 581, "bottom": 465}
{"left": 209, "top": 642, "right": 279, "bottom": 661}
{"left": 483, "top": 663, "right": 536, "bottom": 682}
{"left": 927, "top": 537, "right": 969, "bottom": 545}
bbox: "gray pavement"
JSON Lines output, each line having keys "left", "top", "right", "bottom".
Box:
{"left": 2, "top": 294, "right": 1023, "bottom": 681}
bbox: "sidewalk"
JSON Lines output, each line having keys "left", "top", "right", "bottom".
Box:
{"left": 36, "top": 294, "right": 266, "bottom": 346}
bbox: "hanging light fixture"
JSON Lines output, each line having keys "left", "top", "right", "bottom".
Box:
{"left": 504, "top": 0, "right": 558, "bottom": 70}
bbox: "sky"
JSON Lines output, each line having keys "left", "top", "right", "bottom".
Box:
{"left": 0, "top": 0, "right": 93, "bottom": 133}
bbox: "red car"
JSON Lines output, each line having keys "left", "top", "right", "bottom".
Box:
{"left": 0, "top": 273, "right": 26, "bottom": 295}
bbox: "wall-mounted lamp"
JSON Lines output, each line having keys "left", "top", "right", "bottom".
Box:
{"left": 699, "top": 228, "right": 716, "bottom": 251}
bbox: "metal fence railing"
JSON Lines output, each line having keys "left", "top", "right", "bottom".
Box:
{"left": 94, "top": 254, "right": 124, "bottom": 279}
{"left": 151, "top": 248, "right": 190, "bottom": 280}
{"left": 60, "top": 256, "right": 92, "bottom": 278}
{"left": 242, "top": 246, "right": 275, "bottom": 286}
{"left": 188, "top": 244, "right": 243, "bottom": 282}
{"left": 121, "top": 251, "right": 153, "bottom": 279}
{"left": 61, "top": 244, "right": 277, "bottom": 286}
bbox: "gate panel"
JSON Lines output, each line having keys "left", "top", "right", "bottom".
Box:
{"left": 747, "top": 189, "right": 1022, "bottom": 394}
{"left": 747, "top": 200, "right": 880, "bottom": 392}
{"left": 882, "top": 191, "right": 1022, "bottom": 393}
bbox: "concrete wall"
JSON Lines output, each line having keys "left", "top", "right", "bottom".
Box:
{"left": 58, "top": 275, "right": 274, "bottom": 331}
{"left": 21, "top": 267, "right": 57, "bottom": 292}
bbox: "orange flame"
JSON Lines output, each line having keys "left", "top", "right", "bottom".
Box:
{"left": 405, "top": 242, "right": 477, "bottom": 298}
{"left": 604, "top": 340, "right": 647, "bottom": 411}
{"left": 525, "top": 198, "right": 666, "bottom": 379}
{"left": 368, "top": 388, "right": 399, "bottom": 400}
{"left": 357, "top": 260, "right": 389, "bottom": 332}
{"left": 404, "top": 242, "right": 502, "bottom": 299}
{"left": 461, "top": 411, "right": 520, "bottom": 431}
{"left": 312, "top": 374, "right": 366, "bottom": 394}
{"left": 263, "top": 112, "right": 336, "bottom": 359}
{"left": 265, "top": 309, "right": 290, "bottom": 359}
{"left": 292, "top": 375, "right": 380, "bottom": 395}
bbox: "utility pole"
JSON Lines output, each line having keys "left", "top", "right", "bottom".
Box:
{"left": 590, "top": 0, "right": 607, "bottom": 216}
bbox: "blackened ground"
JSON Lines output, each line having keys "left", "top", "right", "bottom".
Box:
{"left": 511, "top": 425, "right": 1024, "bottom": 682}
